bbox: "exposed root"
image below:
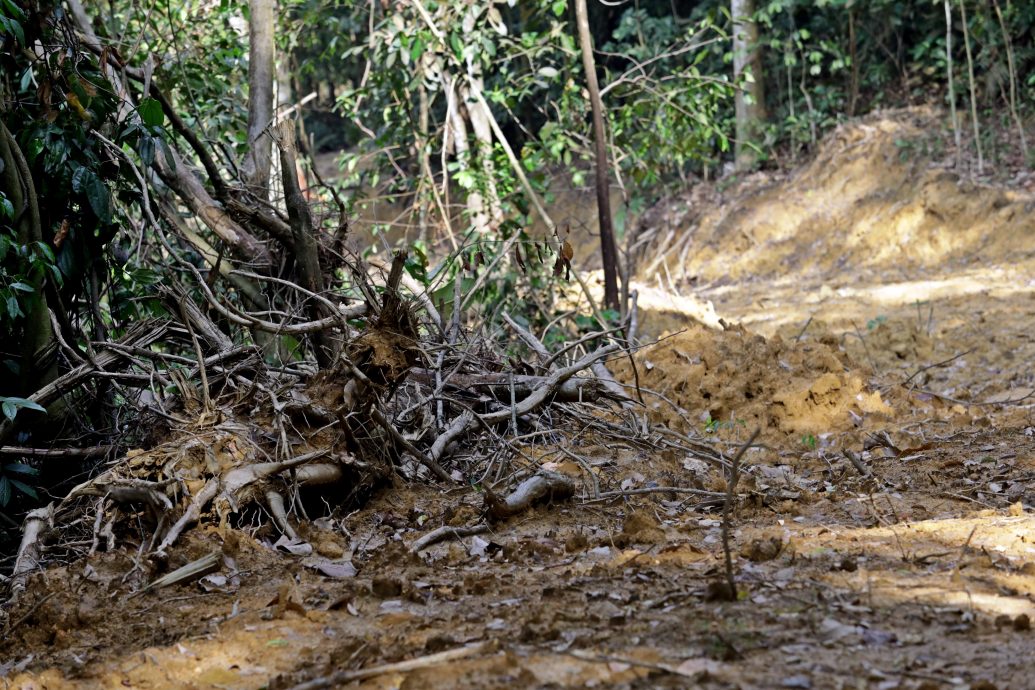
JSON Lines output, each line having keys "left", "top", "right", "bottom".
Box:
{"left": 10, "top": 505, "right": 55, "bottom": 598}
{"left": 484, "top": 471, "right": 577, "bottom": 521}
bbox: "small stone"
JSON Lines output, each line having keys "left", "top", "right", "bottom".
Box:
{"left": 565, "top": 532, "right": 589, "bottom": 553}
{"left": 743, "top": 536, "right": 783, "bottom": 562}
{"left": 314, "top": 536, "right": 345, "bottom": 559}
{"left": 1013, "top": 613, "right": 1031, "bottom": 631}
{"left": 994, "top": 614, "right": 1013, "bottom": 629}
{"left": 371, "top": 576, "right": 403, "bottom": 598}
{"left": 837, "top": 556, "right": 858, "bottom": 572}
{"left": 704, "top": 580, "right": 736, "bottom": 602}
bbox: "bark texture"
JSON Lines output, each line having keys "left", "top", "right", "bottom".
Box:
{"left": 242, "top": 0, "right": 276, "bottom": 194}
{"left": 733, "top": 0, "right": 767, "bottom": 171}
{"left": 574, "top": 0, "right": 620, "bottom": 310}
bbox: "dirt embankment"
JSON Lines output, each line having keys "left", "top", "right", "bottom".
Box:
{"left": 635, "top": 107, "right": 1035, "bottom": 289}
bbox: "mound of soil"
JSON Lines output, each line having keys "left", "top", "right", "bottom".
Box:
{"left": 615, "top": 323, "right": 892, "bottom": 443}
{"left": 635, "top": 107, "right": 1035, "bottom": 286}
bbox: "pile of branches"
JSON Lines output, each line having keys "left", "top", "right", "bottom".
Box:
{"left": 5, "top": 247, "right": 639, "bottom": 595}
{"left": 0, "top": 2, "right": 733, "bottom": 604}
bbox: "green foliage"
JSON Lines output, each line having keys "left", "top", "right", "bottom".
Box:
{"left": 0, "top": 229, "right": 61, "bottom": 325}
{"left": 0, "top": 461, "right": 39, "bottom": 507}
{"left": 0, "top": 0, "right": 25, "bottom": 45}
{"left": 0, "top": 396, "right": 45, "bottom": 422}
{"left": 704, "top": 413, "right": 746, "bottom": 434}
{"left": 866, "top": 315, "right": 887, "bottom": 331}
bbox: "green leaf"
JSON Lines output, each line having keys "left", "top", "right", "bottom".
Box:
{"left": 137, "top": 98, "right": 165, "bottom": 128}
{"left": 0, "top": 194, "right": 12, "bottom": 219}
{"left": 6, "top": 294, "right": 22, "bottom": 319}
{"left": 410, "top": 37, "right": 425, "bottom": 63}
{"left": 83, "top": 171, "right": 113, "bottom": 223}
{"left": 4, "top": 463, "right": 38, "bottom": 476}
{"left": 0, "top": 14, "right": 24, "bottom": 46}
{"left": 9, "top": 282, "right": 33, "bottom": 292}
{"left": 0, "top": 397, "right": 45, "bottom": 414}
{"left": 71, "top": 165, "right": 88, "bottom": 193}
{"left": 0, "top": 476, "right": 10, "bottom": 507}
{"left": 33, "top": 241, "right": 55, "bottom": 263}
{"left": 9, "top": 479, "right": 37, "bottom": 500}
{"left": 138, "top": 134, "right": 156, "bottom": 167}
{"left": 0, "top": 0, "right": 26, "bottom": 20}
{"left": 26, "top": 137, "right": 43, "bottom": 163}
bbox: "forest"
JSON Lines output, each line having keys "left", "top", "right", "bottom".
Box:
{"left": 1, "top": 0, "right": 1035, "bottom": 687}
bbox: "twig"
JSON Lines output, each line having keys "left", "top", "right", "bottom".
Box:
{"left": 721, "top": 429, "right": 760, "bottom": 601}
{"left": 3, "top": 592, "right": 57, "bottom": 635}
{"left": 849, "top": 320, "right": 877, "bottom": 372}
{"left": 584, "top": 486, "right": 725, "bottom": 503}
{"left": 369, "top": 407, "right": 453, "bottom": 482}
{"left": 916, "top": 387, "right": 1035, "bottom": 408}
{"left": 902, "top": 348, "right": 974, "bottom": 386}
{"left": 794, "top": 315, "right": 814, "bottom": 342}
{"left": 843, "top": 448, "right": 872, "bottom": 477}
{"left": 288, "top": 642, "right": 486, "bottom": 690}
{"left": 0, "top": 445, "right": 115, "bottom": 458}
{"left": 409, "top": 524, "right": 489, "bottom": 553}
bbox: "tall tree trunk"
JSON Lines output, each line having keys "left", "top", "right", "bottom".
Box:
{"left": 445, "top": 75, "right": 489, "bottom": 237}
{"left": 242, "top": 0, "right": 276, "bottom": 195}
{"left": 0, "top": 120, "right": 56, "bottom": 394}
{"left": 278, "top": 120, "right": 334, "bottom": 368}
{"left": 462, "top": 77, "right": 504, "bottom": 233}
{"left": 945, "top": 0, "right": 962, "bottom": 171}
{"left": 732, "top": 0, "right": 767, "bottom": 171}
{"left": 573, "top": 0, "right": 620, "bottom": 311}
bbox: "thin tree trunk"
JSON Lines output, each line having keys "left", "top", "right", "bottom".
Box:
{"left": 945, "top": 0, "right": 962, "bottom": 171}
{"left": 958, "top": 0, "right": 983, "bottom": 175}
{"left": 445, "top": 76, "right": 489, "bottom": 237}
{"left": 573, "top": 0, "right": 620, "bottom": 311}
{"left": 242, "top": 0, "right": 276, "bottom": 195}
{"left": 992, "top": 0, "right": 1028, "bottom": 160}
{"left": 732, "top": 0, "right": 767, "bottom": 171}
{"left": 848, "top": 7, "right": 859, "bottom": 116}
{"left": 462, "top": 76, "right": 504, "bottom": 233}
{"left": 278, "top": 120, "right": 334, "bottom": 368}
{"left": 0, "top": 120, "right": 56, "bottom": 394}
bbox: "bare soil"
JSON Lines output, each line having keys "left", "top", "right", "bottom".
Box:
{"left": 4, "top": 108, "right": 1035, "bottom": 690}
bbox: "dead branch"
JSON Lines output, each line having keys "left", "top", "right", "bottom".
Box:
{"left": 0, "top": 445, "right": 114, "bottom": 458}
{"left": 129, "top": 551, "right": 223, "bottom": 598}
{"left": 410, "top": 524, "right": 490, "bottom": 553}
{"left": 278, "top": 119, "right": 334, "bottom": 367}
{"left": 484, "top": 471, "right": 576, "bottom": 520}
{"left": 289, "top": 642, "right": 487, "bottom": 690}
{"left": 720, "top": 429, "right": 760, "bottom": 601}
{"left": 502, "top": 311, "right": 550, "bottom": 365}
{"left": 408, "top": 367, "right": 629, "bottom": 405}
{"left": 9, "top": 505, "right": 55, "bottom": 597}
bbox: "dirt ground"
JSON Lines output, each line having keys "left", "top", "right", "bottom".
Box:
{"left": 4, "top": 108, "right": 1035, "bottom": 689}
